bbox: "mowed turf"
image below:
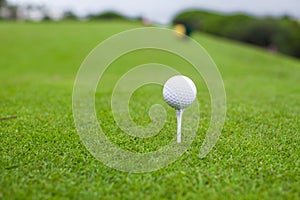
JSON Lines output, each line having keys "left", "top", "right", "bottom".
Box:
{"left": 0, "top": 21, "right": 299, "bottom": 199}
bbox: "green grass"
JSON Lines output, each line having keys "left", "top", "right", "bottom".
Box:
{"left": 0, "top": 21, "right": 299, "bottom": 199}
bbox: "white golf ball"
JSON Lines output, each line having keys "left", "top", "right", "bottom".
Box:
{"left": 163, "top": 75, "right": 197, "bottom": 109}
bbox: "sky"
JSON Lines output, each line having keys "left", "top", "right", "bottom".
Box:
{"left": 8, "top": 0, "right": 300, "bottom": 24}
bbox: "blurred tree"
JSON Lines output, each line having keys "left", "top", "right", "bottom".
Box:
{"left": 239, "top": 19, "right": 279, "bottom": 47}
{"left": 42, "top": 14, "right": 51, "bottom": 21}
{"left": 0, "top": 0, "right": 6, "bottom": 7}
{"left": 275, "top": 19, "right": 300, "bottom": 57}
{"left": 0, "top": 0, "right": 6, "bottom": 19}
{"left": 63, "top": 10, "right": 77, "bottom": 20}
{"left": 88, "top": 11, "right": 127, "bottom": 21}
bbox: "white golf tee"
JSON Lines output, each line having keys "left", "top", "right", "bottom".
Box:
{"left": 176, "top": 109, "right": 184, "bottom": 143}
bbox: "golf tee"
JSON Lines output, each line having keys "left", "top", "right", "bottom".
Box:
{"left": 176, "top": 109, "right": 184, "bottom": 143}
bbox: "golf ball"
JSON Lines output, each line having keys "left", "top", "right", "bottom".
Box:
{"left": 163, "top": 75, "right": 197, "bottom": 109}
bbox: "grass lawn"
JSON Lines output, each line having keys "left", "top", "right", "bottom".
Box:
{"left": 0, "top": 21, "right": 299, "bottom": 199}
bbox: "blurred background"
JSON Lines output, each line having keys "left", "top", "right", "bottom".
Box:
{"left": 1, "top": 0, "right": 300, "bottom": 58}
{"left": 1, "top": 1, "right": 300, "bottom": 199}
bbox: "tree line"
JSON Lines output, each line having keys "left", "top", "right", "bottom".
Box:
{"left": 173, "top": 10, "right": 300, "bottom": 58}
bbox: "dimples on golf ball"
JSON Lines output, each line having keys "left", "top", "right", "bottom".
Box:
{"left": 163, "top": 75, "right": 197, "bottom": 109}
